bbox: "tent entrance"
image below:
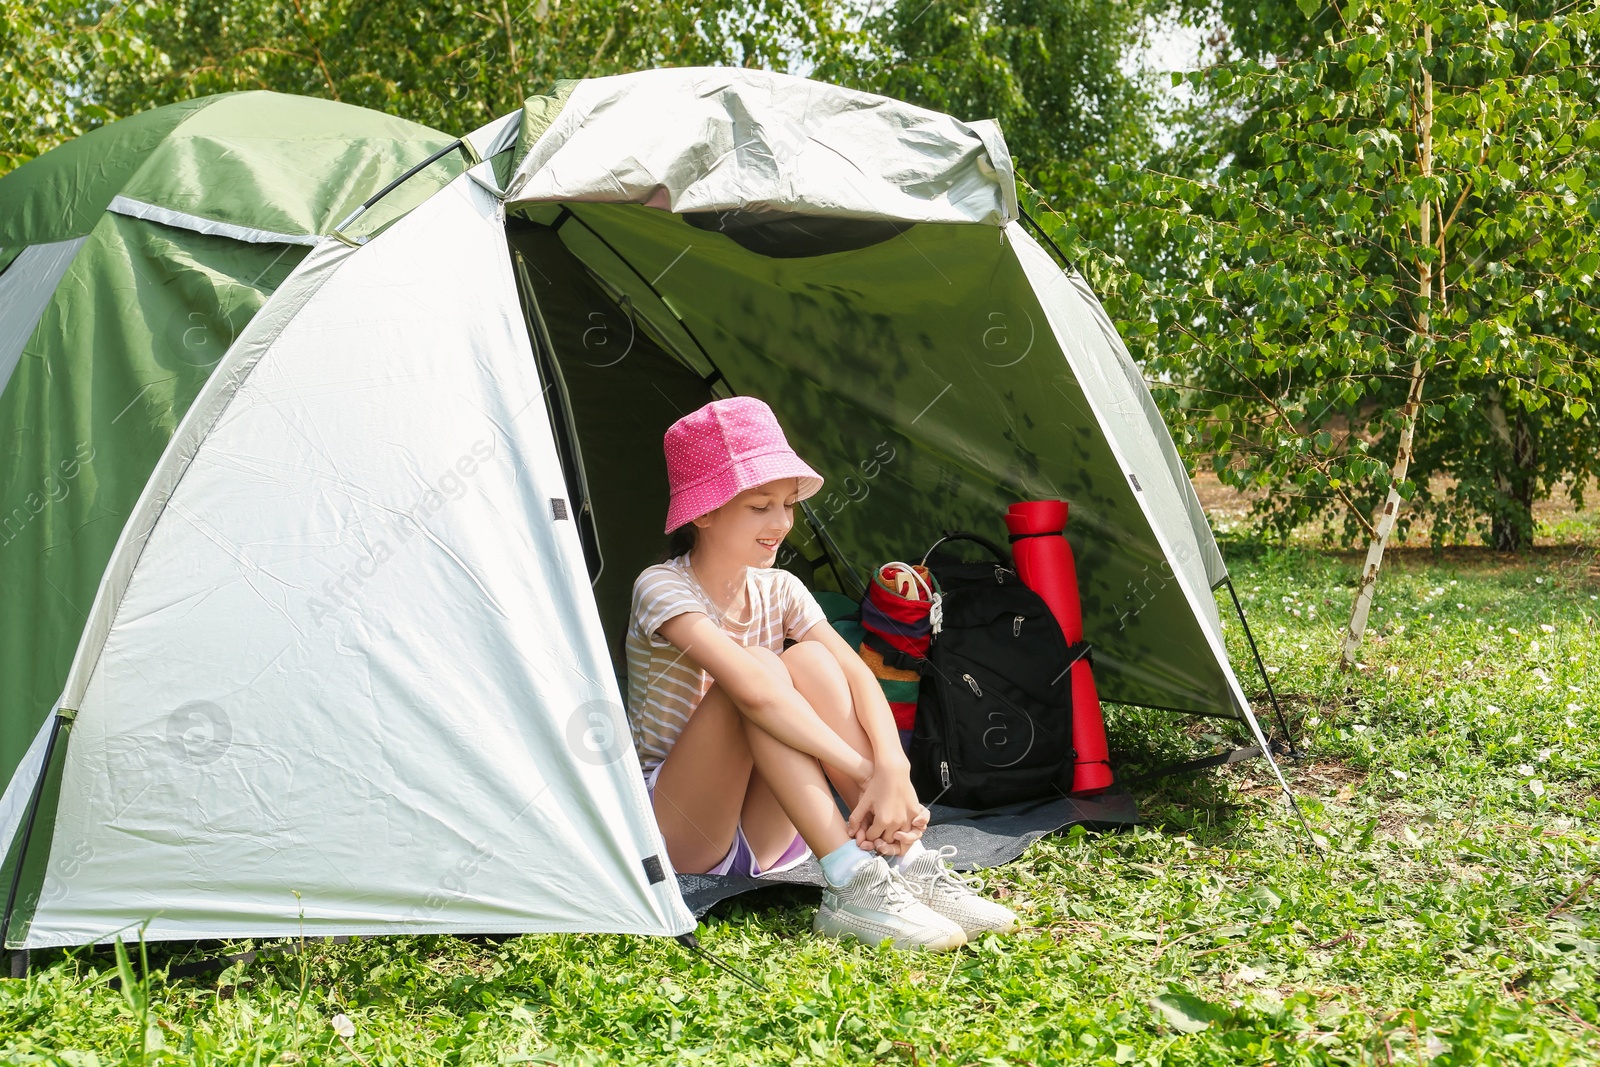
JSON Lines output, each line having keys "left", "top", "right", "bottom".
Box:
{"left": 504, "top": 203, "right": 1250, "bottom": 723}
{"left": 505, "top": 218, "right": 716, "bottom": 677}
{"left": 504, "top": 212, "right": 872, "bottom": 682}
{"left": 503, "top": 201, "right": 1297, "bottom": 824}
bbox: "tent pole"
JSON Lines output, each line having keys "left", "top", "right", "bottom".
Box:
{"left": 557, "top": 211, "right": 730, "bottom": 390}
{"left": 1222, "top": 578, "right": 1300, "bottom": 758}
{"left": 1, "top": 709, "right": 72, "bottom": 960}
{"left": 330, "top": 139, "right": 471, "bottom": 235}
{"left": 1016, "top": 207, "right": 1078, "bottom": 275}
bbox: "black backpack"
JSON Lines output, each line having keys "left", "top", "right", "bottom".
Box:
{"left": 866, "top": 532, "right": 1086, "bottom": 810}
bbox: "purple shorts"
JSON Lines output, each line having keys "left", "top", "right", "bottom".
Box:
{"left": 645, "top": 762, "right": 811, "bottom": 877}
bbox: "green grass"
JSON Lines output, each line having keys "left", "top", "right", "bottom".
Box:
{"left": 3, "top": 544, "right": 1598, "bottom": 1065}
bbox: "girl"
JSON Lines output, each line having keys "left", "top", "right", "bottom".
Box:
{"left": 624, "top": 397, "right": 1018, "bottom": 950}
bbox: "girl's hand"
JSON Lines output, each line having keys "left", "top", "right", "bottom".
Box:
{"left": 846, "top": 765, "right": 927, "bottom": 857}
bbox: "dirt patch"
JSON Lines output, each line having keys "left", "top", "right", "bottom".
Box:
{"left": 1193, "top": 470, "right": 1260, "bottom": 523}
{"left": 1326, "top": 542, "right": 1600, "bottom": 580}
{"left": 1192, "top": 470, "right": 1600, "bottom": 554}
{"left": 1292, "top": 758, "right": 1371, "bottom": 802}
{"left": 1264, "top": 690, "right": 1342, "bottom": 728}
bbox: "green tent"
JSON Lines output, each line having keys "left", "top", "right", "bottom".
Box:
{"left": 0, "top": 90, "right": 467, "bottom": 782}
{"left": 0, "top": 70, "right": 1293, "bottom": 955}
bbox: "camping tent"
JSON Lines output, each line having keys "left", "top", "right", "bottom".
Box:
{"left": 0, "top": 69, "right": 1292, "bottom": 956}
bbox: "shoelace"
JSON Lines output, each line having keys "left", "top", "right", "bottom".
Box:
{"left": 869, "top": 864, "right": 919, "bottom": 909}
{"left": 922, "top": 846, "right": 985, "bottom": 898}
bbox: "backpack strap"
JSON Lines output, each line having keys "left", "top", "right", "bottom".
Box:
{"left": 919, "top": 529, "right": 1014, "bottom": 570}
{"left": 860, "top": 629, "right": 930, "bottom": 676}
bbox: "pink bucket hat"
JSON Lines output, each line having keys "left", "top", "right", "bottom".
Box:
{"left": 663, "top": 397, "right": 824, "bottom": 533}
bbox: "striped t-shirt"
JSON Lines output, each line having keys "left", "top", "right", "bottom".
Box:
{"left": 625, "top": 554, "right": 829, "bottom": 775}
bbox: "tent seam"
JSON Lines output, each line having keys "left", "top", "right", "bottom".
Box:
{"left": 54, "top": 238, "right": 355, "bottom": 713}
{"left": 106, "top": 195, "right": 320, "bottom": 246}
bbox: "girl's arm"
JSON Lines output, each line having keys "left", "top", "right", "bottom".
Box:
{"left": 796, "top": 620, "right": 907, "bottom": 773}
{"left": 656, "top": 611, "right": 873, "bottom": 783}
{"left": 796, "top": 621, "right": 927, "bottom": 853}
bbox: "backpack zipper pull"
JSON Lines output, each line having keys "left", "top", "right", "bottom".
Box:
{"left": 963, "top": 672, "right": 982, "bottom": 696}
{"left": 940, "top": 760, "right": 951, "bottom": 789}
{"left": 1013, "top": 614, "right": 1024, "bottom": 637}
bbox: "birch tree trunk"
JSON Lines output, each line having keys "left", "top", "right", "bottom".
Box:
{"left": 1339, "top": 22, "right": 1434, "bottom": 671}
{"left": 1339, "top": 361, "right": 1427, "bottom": 668}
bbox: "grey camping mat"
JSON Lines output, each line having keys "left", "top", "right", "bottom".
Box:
{"left": 675, "top": 790, "right": 1138, "bottom": 918}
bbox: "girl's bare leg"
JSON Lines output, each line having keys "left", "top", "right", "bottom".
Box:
{"left": 652, "top": 645, "right": 868, "bottom": 874}
{"left": 780, "top": 641, "right": 874, "bottom": 809}
{"left": 737, "top": 642, "right": 876, "bottom": 866}
{"left": 649, "top": 677, "right": 755, "bottom": 875}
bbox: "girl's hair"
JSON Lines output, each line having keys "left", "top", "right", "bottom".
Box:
{"left": 657, "top": 522, "right": 697, "bottom": 563}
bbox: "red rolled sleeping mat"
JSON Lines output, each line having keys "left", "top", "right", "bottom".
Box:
{"left": 1004, "top": 500, "right": 1114, "bottom": 796}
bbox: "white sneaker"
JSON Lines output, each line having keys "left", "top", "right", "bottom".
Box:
{"left": 897, "top": 846, "right": 1021, "bottom": 938}
{"left": 813, "top": 855, "right": 967, "bottom": 951}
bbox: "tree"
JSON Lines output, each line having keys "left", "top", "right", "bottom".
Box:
{"left": 0, "top": 0, "right": 864, "bottom": 174}
{"left": 1201, "top": 0, "right": 1600, "bottom": 555}
{"left": 0, "top": 0, "right": 167, "bottom": 172}
{"left": 818, "top": 0, "right": 1171, "bottom": 257}
{"left": 1081, "top": 0, "right": 1600, "bottom": 664}
{"left": 7, "top": 0, "right": 1179, "bottom": 295}
{"left": 83, "top": 0, "right": 862, "bottom": 135}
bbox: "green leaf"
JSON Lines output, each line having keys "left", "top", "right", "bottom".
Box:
{"left": 1150, "top": 992, "right": 1230, "bottom": 1033}
{"left": 113, "top": 937, "right": 138, "bottom": 1013}
{"left": 1243, "top": 884, "right": 1283, "bottom": 910}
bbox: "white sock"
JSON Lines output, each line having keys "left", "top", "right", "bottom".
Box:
{"left": 820, "top": 841, "right": 875, "bottom": 887}
{"left": 889, "top": 839, "right": 927, "bottom": 871}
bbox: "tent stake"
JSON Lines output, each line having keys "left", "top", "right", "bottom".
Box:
{"left": 1222, "top": 577, "right": 1300, "bottom": 757}
{"left": 1217, "top": 580, "right": 1320, "bottom": 852}
{"left": 1, "top": 710, "right": 72, "bottom": 958}
{"left": 674, "top": 932, "right": 765, "bottom": 992}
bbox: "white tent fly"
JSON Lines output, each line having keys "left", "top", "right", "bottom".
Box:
{"left": 0, "top": 68, "right": 1295, "bottom": 955}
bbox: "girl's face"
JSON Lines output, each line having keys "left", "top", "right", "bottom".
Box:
{"left": 692, "top": 478, "right": 800, "bottom": 567}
